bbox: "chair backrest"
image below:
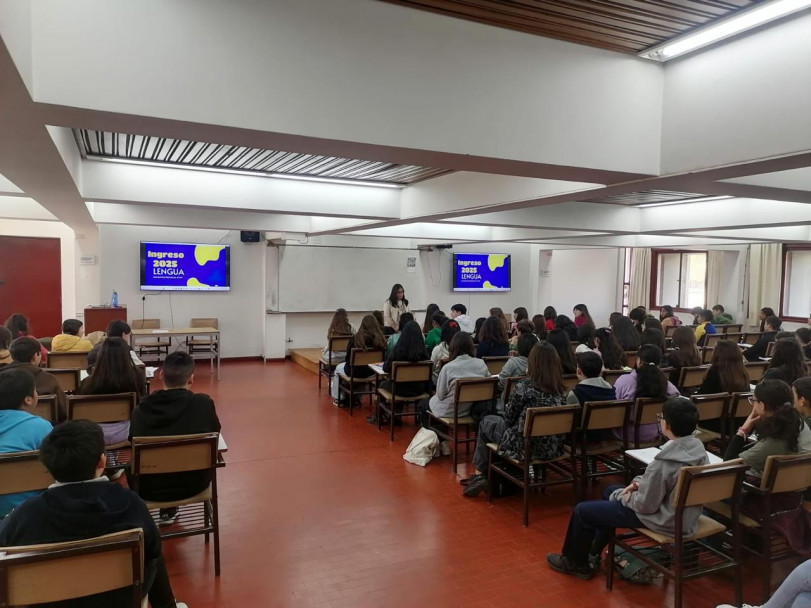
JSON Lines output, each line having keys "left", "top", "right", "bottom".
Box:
{"left": 678, "top": 365, "right": 710, "bottom": 390}
{"left": 673, "top": 461, "right": 749, "bottom": 509}
{"left": 622, "top": 351, "right": 638, "bottom": 367}
{"left": 724, "top": 332, "right": 744, "bottom": 344}
{"left": 349, "top": 348, "right": 384, "bottom": 367}
{"left": 745, "top": 361, "right": 768, "bottom": 382}
{"left": 581, "top": 399, "right": 633, "bottom": 433}
{"left": 391, "top": 361, "right": 432, "bottom": 383}
{"left": 690, "top": 393, "right": 730, "bottom": 422}
{"left": 67, "top": 393, "right": 136, "bottom": 424}
{"left": 131, "top": 318, "right": 160, "bottom": 330}
{"left": 524, "top": 405, "right": 579, "bottom": 438}
{"left": 722, "top": 324, "right": 743, "bottom": 334}
{"left": 634, "top": 397, "right": 667, "bottom": 426}
{"left": 0, "top": 529, "right": 144, "bottom": 607}
{"left": 701, "top": 347, "right": 714, "bottom": 364}
{"left": 664, "top": 325, "right": 678, "bottom": 338}
{"left": 602, "top": 369, "right": 630, "bottom": 386}
{"left": 730, "top": 392, "right": 754, "bottom": 419}
{"left": 454, "top": 376, "right": 499, "bottom": 404}
{"left": 765, "top": 341, "right": 777, "bottom": 357}
{"left": 45, "top": 352, "right": 88, "bottom": 371}
{"left": 131, "top": 433, "right": 219, "bottom": 477}
{"left": 44, "top": 368, "right": 81, "bottom": 393}
{"left": 561, "top": 374, "right": 579, "bottom": 392}
{"left": 482, "top": 356, "right": 509, "bottom": 375}
{"left": 32, "top": 394, "right": 59, "bottom": 424}
{"left": 0, "top": 450, "right": 54, "bottom": 496}
{"left": 704, "top": 334, "right": 725, "bottom": 348}
{"left": 760, "top": 453, "right": 811, "bottom": 493}
{"left": 327, "top": 335, "right": 352, "bottom": 354}
{"left": 743, "top": 332, "right": 762, "bottom": 345}
{"left": 502, "top": 375, "right": 526, "bottom": 404}
{"left": 190, "top": 317, "right": 218, "bottom": 329}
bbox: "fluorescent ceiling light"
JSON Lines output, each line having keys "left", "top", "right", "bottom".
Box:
{"left": 92, "top": 156, "right": 404, "bottom": 188}
{"left": 636, "top": 196, "right": 732, "bottom": 209}
{"left": 640, "top": 0, "right": 811, "bottom": 61}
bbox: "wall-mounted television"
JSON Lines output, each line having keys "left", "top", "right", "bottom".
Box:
{"left": 452, "top": 252, "right": 511, "bottom": 292}
{"left": 140, "top": 241, "right": 230, "bottom": 292}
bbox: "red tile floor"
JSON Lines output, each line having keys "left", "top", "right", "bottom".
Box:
{"left": 157, "top": 361, "right": 791, "bottom": 608}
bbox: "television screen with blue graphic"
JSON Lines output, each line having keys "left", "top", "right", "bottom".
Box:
{"left": 453, "top": 253, "right": 511, "bottom": 292}
{"left": 140, "top": 242, "right": 230, "bottom": 292}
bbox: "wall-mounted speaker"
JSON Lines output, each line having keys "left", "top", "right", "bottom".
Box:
{"left": 240, "top": 231, "right": 261, "bottom": 243}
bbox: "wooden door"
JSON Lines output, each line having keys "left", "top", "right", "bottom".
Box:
{"left": 0, "top": 236, "right": 62, "bottom": 337}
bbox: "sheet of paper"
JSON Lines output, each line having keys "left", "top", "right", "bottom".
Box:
{"left": 369, "top": 364, "right": 386, "bottom": 375}
{"left": 626, "top": 446, "right": 722, "bottom": 465}
{"left": 80, "top": 370, "right": 89, "bottom": 381}
{"left": 218, "top": 434, "right": 228, "bottom": 452}
{"left": 145, "top": 366, "right": 157, "bottom": 379}
{"left": 152, "top": 329, "right": 170, "bottom": 334}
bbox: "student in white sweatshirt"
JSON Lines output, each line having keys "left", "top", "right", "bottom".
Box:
{"left": 449, "top": 303, "right": 476, "bottom": 334}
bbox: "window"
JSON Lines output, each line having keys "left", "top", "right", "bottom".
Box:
{"left": 650, "top": 249, "right": 707, "bottom": 310}
{"left": 781, "top": 245, "right": 811, "bottom": 322}
{"left": 621, "top": 248, "right": 631, "bottom": 316}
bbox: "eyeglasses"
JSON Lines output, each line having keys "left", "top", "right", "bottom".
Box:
{"left": 747, "top": 396, "right": 759, "bottom": 405}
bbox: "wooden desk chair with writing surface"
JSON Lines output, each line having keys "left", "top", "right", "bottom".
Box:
{"left": 131, "top": 318, "right": 169, "bottom": 361}
{"left": 46, "top": 351, "right": 88, "bottom": 371}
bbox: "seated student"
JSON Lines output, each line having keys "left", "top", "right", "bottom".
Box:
{"left": 5, "top": 337, "right": 67, "bottom": 420}
{"left": 476, "top": 316, "right": 509, "bottom": 358}
{"left": 796, "top": 327, "right": 811, "bottom": 359}
{"left": 759, "top": 307, "right": 776, "bottom": 332}
{"left": 644, "top": 317, "right": 664, "bottom": 332}
{"left": 0, "top": 326, "right": 11, "bottom": 366}
{"left": 612, "top": 316, "right": 641, "bottom": 352}
{"left": 629, "top": 307, "right": 648, "bottom": 333}
{"left": 4, "top": 313, "right": 47, "bottom": 362}
{"left": 555, "top": 314, "right": 578, "bottom": 342}
{"left": 724, "top": 379, "right": 811, "bottom": 477}
{"left": 543, "top": 306, "right": 558, "bottom": 332}
{"left": 572, "top": 304, "right": 594, "bottom": 329}
{"left": 689, "top": 306, "right": 703, "bottom": 326}
{"left": 546, "top": 397, "right": 709, "bottom": 579}
{"left": 0, "top": 369, "right": 53, "bottom": 518}
{"left": 421, "top": 303, "right": 440, "bottom": 336}
{"left": 666, "top": 326, "right": 702, "bottom": 387}
{"left": 464, "top": 342, "right": 568, "bottom": 497}
{"left": 489, "top": 307, "right": 511, "bottom": 336}
{"left": 574, "top": 323, "right": 597, "bottom": 355}
{"left": 449, "top": 303, "right": 475, "bottom": 334}
{"left": 509, "top": 319, "right": 535, "bottom": 353}
{"left": 499, "top": 332, "right": 539, "bottom": 397}
{"left": 421, "top": 332, "right": 490, "bottom": 425}
{"left": 372, "top": 309, "right": 385, "bottom": 331}
{"left": 386, "top": 312, "right": 416, "bottom": 357}
{"left": 613, "top": 345, "right": 680, "bottom": 443}
{"left": 694, "top": 309, "right": 717, "bottom": 347}
{"left": 712, "top": 304, "right": 734, "bottom": 326}
{"left": 640, "top": 327, "right": 666, "bottom": 356}
{"left": 593, "top": 328, "right": 625, "bottom": 371}
{"left": 331, "top": 314, "right": 388, "bottom": 406}
{"left": 745, "top": 315, "right": 781, "bottom": 361}
{"left": 0, "top": 420, "right": 187, "bottom": 608}
{"left": 130, "top": 351, "right": 220, "bottom": 524}
{"left": 430, "top": 319, "right": 461, "bottom": 384}
{"left": 795, "top": 377, "right": 811, "bottom": 427}
{"left": 531, "top": 314, "right": 547, "bottom": 339}
{"left": 472, "top": 317, "right": 486, "bottom": 344}
{"left": 510, "top": 307, "right": 529, "bottom": 337}
{"left": 566, "top": 351, "right": 616, "bottom": 407}
{"left": 369, "top": 321, "right": 430, "bottom": 425}
{"left": 695, "top": 339, "right": 750, "bottom": 395}
{"left": 547, "top": 329, "right": 577, "bottom": 375}
{"left": 718, "top": 557, "right": 811, "bottom": 608}
{"left": 50, "top": 318, "right": 93, "bottom": 352}
{"left": 424, "top": 312, "right": 447, "bottom": 353}
{"left": 763, "top": 339, "right": 807, "bottom": 385}
{"left": 78, "top": 337, "right": 144, "bottom": 446}
{"left": 659, "top": 305, "right": 683, "bottom": 328}
{"left": 87, "top": 319, "right": 145, "bottom": 370}
{"left": 320, "top": 308, "right": 354, "bottom": 367}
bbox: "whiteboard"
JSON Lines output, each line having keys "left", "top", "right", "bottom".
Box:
{"left": 275, "top": 245, "right": 426, "bottom": 312}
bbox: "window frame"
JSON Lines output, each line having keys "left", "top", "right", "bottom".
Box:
{"left": 779, "top": 243, "right": 811, "bottom": 323}
{"left": 649, "top": 248, "right": 708, "bottom": 312}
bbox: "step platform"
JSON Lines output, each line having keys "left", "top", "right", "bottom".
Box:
{"left": 290, "top": 348, "right": 322, "bottom": 375}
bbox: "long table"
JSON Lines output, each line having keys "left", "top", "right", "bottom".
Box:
{"left": 132, "top": 326, "right": 221, "bottom": 380}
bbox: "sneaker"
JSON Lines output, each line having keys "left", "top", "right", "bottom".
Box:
{"left": 588, "top": 553, "right": 602, "bottom": 572}
{"left": 366, "top": 415, "right": 378, "bottom": 424}
{"left": 439, "top": 441, "right": 452, "bottom": 456}
{"left": 716, "top": 605, "right": 759, "bottom": 608}
{"left": 460, "top": 474, "right": 481, "bottom": 487}
{"left": 158, "top": 508, "right": 179, "bottom": 526}
{"left": 462, "top": 475, "right": 489, "bottom": 497}
{"left": 546, "top": 554, "right": 594, "bottom": 580}
{"left": 175, "top": 603, "right": 189, "bottom": 608}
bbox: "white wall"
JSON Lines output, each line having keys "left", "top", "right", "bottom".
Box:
{"left": 99, "top": 224, "right": 265, "bottom": 358}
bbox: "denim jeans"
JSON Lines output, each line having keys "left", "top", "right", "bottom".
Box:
{"left": 763, "top": 558, "right": 811, "bottom": 608}
{"left": 473, "top": 415, "right": 507, "bottom": 475}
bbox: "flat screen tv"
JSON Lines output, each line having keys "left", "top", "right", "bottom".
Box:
{"left": 140, "top": 241, "right": 231, "bottom": 292}
{"left": 452, "top": 253, "right": 511, "bottom": 292}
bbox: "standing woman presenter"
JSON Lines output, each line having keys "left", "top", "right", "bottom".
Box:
{"left": 383, "top": 284, "right": 410, "bottom": 333}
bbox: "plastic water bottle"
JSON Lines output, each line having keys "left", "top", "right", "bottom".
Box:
{"left": 111, "top": 290, "right": 119, "bottom": 308}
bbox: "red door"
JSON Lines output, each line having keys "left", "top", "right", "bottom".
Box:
{"left": 0, "top": 236, "right": 62, "bottom": 337}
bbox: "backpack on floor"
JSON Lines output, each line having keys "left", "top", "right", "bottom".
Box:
{"left": 403, "top": 428, "right": 440, "bottom": 467}
{"left": 612, "top": 547, "right": 668, "bottom": 584}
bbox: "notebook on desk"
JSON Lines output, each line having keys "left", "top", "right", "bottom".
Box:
{"left": 626, "top": 446, "right": 722, "bottom": 465}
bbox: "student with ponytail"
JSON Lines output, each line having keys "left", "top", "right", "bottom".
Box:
{"left": 593, "top": 328, "right": 624, "bottom": 371}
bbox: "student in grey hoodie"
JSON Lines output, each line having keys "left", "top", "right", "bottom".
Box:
{"left": 422, "top": 332, "right": 489, "bottom": 420}
{"left": 547, "top": 397, "right": 709, "bottom": 579}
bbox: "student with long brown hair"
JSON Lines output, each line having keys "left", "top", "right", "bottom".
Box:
{"left": 594, "top": 327, "right": 624, "bottom": 371}
{"left": 763, "top": 339, "right": 808, "bottom": 385}
{"left": 695, "top": 339, "right": 750, "bottom": 395}
{"left": 546, "top": 329, "right": 577, "bottom": 375}
{"left": 572, "top": 304, "right": 594, "bottom": 328}
{"left": 666, "top": 325, "right": 702, "bottom": 387}
{"left": 510, "top": 307, "right": 529, "bottom": 336}
{"left": 320, "top": 308, "right": 354, "bottom": 368}
{"left": 489, "top": 307, "right": 510, "bottom": 335}
{"left": 330, "top": 314, "right": 386, "bottom": 406}
{"left": 659, "top": 305, "right": 682, "bottom": 328}
{"left": 464, "top": 342, "right": 568, "bottom": 497}
{"left": 422, "top": 303, "right": 440, "bottom": 335}
{"left": 611, "top": 316, "right": 641, "bottom": 352}
{"left": 476, "top": 315, "right": 509, "bottom": 358}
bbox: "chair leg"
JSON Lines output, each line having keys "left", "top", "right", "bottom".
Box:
{"left": 452, "top": 432, "right": 458, "bottom": 476}
{"left": 390, "top": 403, "right": 395, "bottom": 441}
{"left": 349, "top": 384, "right": 354, "bottom": 416}
{"left": 674, "top": 540, "right": 683, "bottom": 608}
{"left": 606, "top": 533, "right": 616, "bottom": 590}
{"left": 204, "top": 502, "right": 211, "bottom": 543}
{"left": 211, "top": 499, "right": 221, "bottom": 577}
{"left": 523, "top": 466, "right": 530, "bottom": 527}
{"left": 318, "top": 366, "right": 323, "bottom": 390}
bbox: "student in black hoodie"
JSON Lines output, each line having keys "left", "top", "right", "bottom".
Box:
{"left": 744, "top": 315, "right": 781, "bottom": 362}
{"left": 0, "top": 420, "right": 186, "bottom": 608}
{"left": 566, "top": 351, "right": 617, "bottom": 442}
{"left": 129, "top": 351, "right": 221, "bottom": 524}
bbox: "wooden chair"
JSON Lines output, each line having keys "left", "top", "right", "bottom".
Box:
{"left": 376, "top": 361, "right": 432, "bottom": 440}
{"left": 0, "top": 529, "right": 145, "bottom": 608}
{"left": 502, "top": 375, "right": 526, "bottom": 405}
{"left": 745, "top": 361, "right": 769, "bottom": 382}
{"left": 0, "top": 450, "right": 54, "bottom": 507}
{"left": 67, "top": 393, "right": 137, "bottom": 449}
{"left": 337, "top": 348, "right": 384, "bottom": 416}
{"left": 721, "top": 324, "right": 743, "bottom": 335}
{"left": 44, "top": 367, "right": 81, "bottom": 394}
{"left": 743, "top": 332, "right": 762, "bottom": 346}
{"left": 482, "top": 356, "right": 509, "bottom": 375}
{"left": 426, "top": 376, "right": 499, "bottom": 475}
{"left": 45, "top": 351, "right": 88, "bottom": 371}
{"left": 704, "top": 334, "right": 726, "bottom": 348}
{"left": 701, "top": 347, "right": 714, "bottom": 364}
{"left": 607, "top": 461, "right": 750, "bottom": 608}
{"left": 602, "top": 369, "right": 631, "bottom": 386}
{"left": 317, "top": 335, "right": 352, "bottom": 390}
{"left": 486, "top": 405, "right": 579, "bottom": 527}
{"left": 664, "top": 325, "right": 678, "bottom": 338}
{"left": 765, "top": 341, "right": 777, "bottom": 357}
{"left": 32, "top": 394, "right": 59, "bottom": 424}
{"left": 727, "top": 391, "right": 754, "bottom": 436}
{"left": 691, "top": 393, "right": 731, "bottom": 447}
{"left": 622, "top": 351, "right": 638, "bottom": 367}
{"left": 185, "top": 317, "right": 219, "bottom": 351}
{"left": 725, "top": 332, "right": 744, "bottom": 344}
{"left": 561, "top": 374, "right": 579, "bottom": 392}
{"left": 631, "top": 398, "right": 667, "bottom": 448}
{"left": 131, "top": 318, "right": 169, "bottom": 361}
{"left": 677, "top": 365, "right": 710, "bottom": 393}
{"left": 573, "top": 400, "right": 633, "bottom": 499}
{"left": 130, "top": 433, "right": 221, "bottom": 576}
{"left": 705, "top": 454, "right": 811, "bottom": 603}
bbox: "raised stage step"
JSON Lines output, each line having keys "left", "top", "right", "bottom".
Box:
{"left": 290, "top": 348, "right": 322, "bottom": 375}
